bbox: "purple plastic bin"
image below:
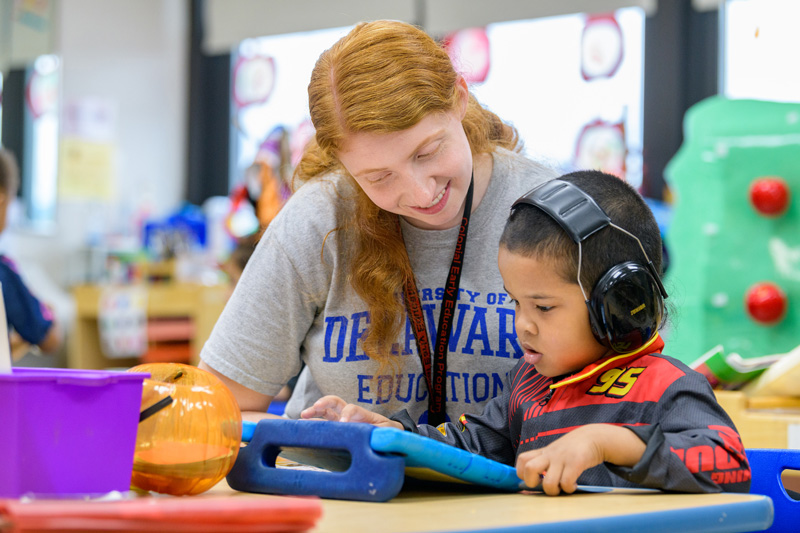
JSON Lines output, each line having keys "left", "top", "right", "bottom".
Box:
{"left": 0, "top": 367, "right": 149, "bottom": 498}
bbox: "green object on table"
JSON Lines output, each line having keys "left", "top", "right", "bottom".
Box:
{"left": 690, "top": 344, "right": 781, "bottom": 388}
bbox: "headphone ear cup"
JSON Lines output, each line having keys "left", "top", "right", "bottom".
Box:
{"left": 585, "top": 300, "right": 610, "bottom": 348}
{"left": 589, "top": 262, "right": 664, "bottom": 353}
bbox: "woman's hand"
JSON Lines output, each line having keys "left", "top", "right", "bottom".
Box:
{"left": 300, "top": 395, "right": 404, "bottom": 429}
{"left": 516, "top": 424, "right": 646, "bottom": 496}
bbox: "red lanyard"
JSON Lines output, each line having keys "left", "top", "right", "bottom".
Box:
{"left": 401, "top": 176, "right": 474, "bottom": 426}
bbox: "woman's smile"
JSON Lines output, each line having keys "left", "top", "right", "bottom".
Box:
{"left": 409, "top": 181, "right": 450, "bottom": 215}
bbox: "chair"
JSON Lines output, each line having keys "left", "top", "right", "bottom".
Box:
{"left": 746, "top": 448, "right": 800, "bottom": 533}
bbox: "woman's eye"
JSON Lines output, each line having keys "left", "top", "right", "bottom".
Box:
{"left": 417, "top": 143, "right": 442, "bottom": 160}
{"left": 368, "top": 173, "right": 392, "bottom": 184}
{"left": 536, "top": 305, "right": 553, "bottom": 312}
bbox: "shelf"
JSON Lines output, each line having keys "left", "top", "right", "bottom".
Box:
{"left": 69, "top": 283, "right": 229, "bottom": 370}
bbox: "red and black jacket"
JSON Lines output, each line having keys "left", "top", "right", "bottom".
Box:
{"left": 392, "top": 334, "right": 751, "bottom": 493}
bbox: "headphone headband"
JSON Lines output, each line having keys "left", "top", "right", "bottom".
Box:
{"left": 513, "top": 179, "right": 667, "bottom": 300}
{"left": 512, "top": 180, "right": 611, "bottom": 243}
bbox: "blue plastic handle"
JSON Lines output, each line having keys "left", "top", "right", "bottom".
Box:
{"left": 241, "top": 420, "right": 256, "bottom": 442}
{"left": 228, "top": 419, "right": 406, "bottom": 502}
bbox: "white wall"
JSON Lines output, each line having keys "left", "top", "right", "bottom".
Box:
{"left": 6, "top": 0, "right": 188, "bottom": 288}
{"left": 203, "top": 0, "right": 655, "bottom": 52}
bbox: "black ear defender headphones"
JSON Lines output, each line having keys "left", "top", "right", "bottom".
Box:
{"left": 511, "top": 179, "right": 668, "bottom": 353}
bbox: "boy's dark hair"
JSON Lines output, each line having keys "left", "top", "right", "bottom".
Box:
{"left": 501, "top": 170, "right": 664, "bottom": 298}
{"left": 0, "top": 149, "right": 20, "bottom": 195}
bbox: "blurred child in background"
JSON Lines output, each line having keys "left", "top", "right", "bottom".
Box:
{"left": 0, "top": 149, "right": 62, "bottom": 359}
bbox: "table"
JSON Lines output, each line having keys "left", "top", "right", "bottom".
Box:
{"left": 209, "top": 482, "right": 773, "bottom": 533}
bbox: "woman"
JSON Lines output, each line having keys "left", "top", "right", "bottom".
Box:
{"left": 199, "top": 20, "right": 555, "bottom": 424}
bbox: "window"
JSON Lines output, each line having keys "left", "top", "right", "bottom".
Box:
{"left": 22, "top": 54, "right": 60, "bottom": 229}
{"left": 229, "top": 26, "right": 352, "bottom": 193}
{"left": 468, "top": 7, "right": 645, "bottom": 188}
{"left": 722, "top": 0, "right": 800, "bottom": 102}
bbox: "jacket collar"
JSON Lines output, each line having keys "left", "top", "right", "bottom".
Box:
{"left": 550, "top": 333, "right": 665, "bottom": 390}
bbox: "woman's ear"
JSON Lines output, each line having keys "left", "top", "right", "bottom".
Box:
{"left": 456, "top": 76, "right": 469, "bottom": 120}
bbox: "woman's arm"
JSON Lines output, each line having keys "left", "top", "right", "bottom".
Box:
{"left": 198, "top": 360, "right": 283, "bottom": 422}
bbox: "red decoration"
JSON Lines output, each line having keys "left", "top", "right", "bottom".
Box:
{"left": 25, "top": 69, "right": 59, "bottom": 119}
{"left": 574, "top": 119, "right": 626, "bottom": 180}
{"left": 745, "top": 282, "right": 788, "bottom": 325}
{"left": 749, "top": 177, "right": 790, "bottom": 217}
{"left": 581, "top": 14, "right": 624, "bottom": 81}
{"left": 232, "top": 56, "right": 276, "bottom": 108}
{"left": 443, "top": 27, "right": 491, "bottom": 84}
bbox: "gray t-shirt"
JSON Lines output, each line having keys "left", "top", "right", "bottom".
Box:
{"left": 201, "top": 148, "right": 556, "bottom": 423}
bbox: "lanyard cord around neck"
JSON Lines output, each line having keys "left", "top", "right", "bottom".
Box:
{"left": 401, "top": 174, "right": 474, "bottom": 427}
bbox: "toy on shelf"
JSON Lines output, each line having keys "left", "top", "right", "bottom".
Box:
{"left": 128, "top": 363, "right": 242, "bottom": 496}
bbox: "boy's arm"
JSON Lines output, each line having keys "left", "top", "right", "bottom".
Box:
{"left": 607, "top": 371, "right": 751, "bottom": 493}
{"left": 516, "top": 424, "right": 646, "bottom": 495}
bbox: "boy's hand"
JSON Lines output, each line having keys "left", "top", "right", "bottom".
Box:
{"left": 300, "top": 395, "right": 404, "bottom": 429}
{"left": 516, "top": 424, "right": 646, "bottom": 496}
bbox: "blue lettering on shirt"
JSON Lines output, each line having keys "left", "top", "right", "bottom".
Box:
{"left": 354, "top": 371, "right": 507, "bottom": 406}
{"left": 473, "top": 373, "right": 489, "bottom": 402}
{"left": 346, "top": 311, "right": 369, "bottom": 361}
{"left": 323, "top": 316, "right": 348, "bottom": 362}
{"left": 323, "top": 300, "right": 523, "bottom": 362}
{"left": 357, "top": 374, "right": 373, "bottom": 404}
{"left": 463, "top": 306, "right": 492, "bottom": 356}
{"left": 447, "top": 303, "right": 470, "bottom": 352}
{"left": 496, "top": 307, "right": 522, "bottom": 359}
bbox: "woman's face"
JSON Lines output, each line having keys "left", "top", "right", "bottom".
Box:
{"left": 337, "top": 87, "right": 473, "bottom": 231}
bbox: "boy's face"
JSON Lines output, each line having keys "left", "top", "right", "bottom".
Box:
{"left": 498, "top": 246, "right": 613, "bottom": 377}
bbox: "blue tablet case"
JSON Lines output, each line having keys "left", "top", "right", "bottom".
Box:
{"left": 229, "top": 419, "right": 657, "bottom": 502}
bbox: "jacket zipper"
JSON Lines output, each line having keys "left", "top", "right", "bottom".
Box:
{"left": 538, "top": 388, "right": 554, "bottom": 406}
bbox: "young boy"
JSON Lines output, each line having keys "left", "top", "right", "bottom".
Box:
{"left": 301, "top": 170, "right": 750, "bottom": 496}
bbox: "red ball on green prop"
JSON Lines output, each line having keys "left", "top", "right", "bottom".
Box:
{"left": 749, "top": 177, "right": 790, "bottom": 217}
{"left": 745, "top": 282, "right": 787, "bottom": 325}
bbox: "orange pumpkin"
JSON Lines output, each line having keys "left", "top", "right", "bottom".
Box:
{"left": 128, "top": 363, "right": 242, "bottom": 495}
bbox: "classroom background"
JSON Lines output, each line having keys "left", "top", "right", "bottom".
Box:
{"left": 3, "top": 2, "right": 800, "bottom": 530}
{"left": 2, "top": 0, "right": 800, "bottom": 428}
